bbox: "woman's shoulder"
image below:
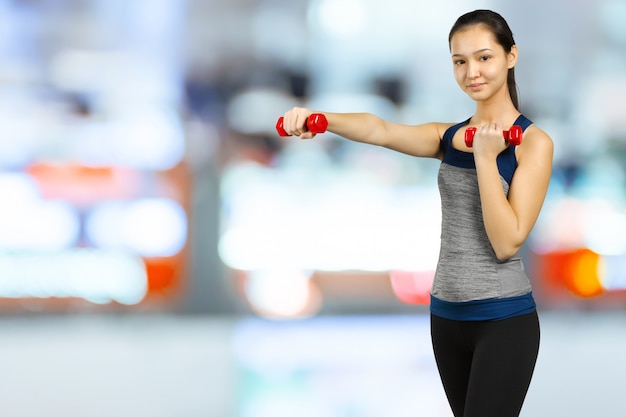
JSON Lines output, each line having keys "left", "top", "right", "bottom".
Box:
{"left": 523, "top": 123, "right": 553, "bottom": 146}
{"left": 438, "top": 119, "right": 471, "bottom": 138}
{"left": 517, "top": 122, "right": 554, "bottom": 161}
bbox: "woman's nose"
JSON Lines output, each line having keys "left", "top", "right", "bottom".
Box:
{"left": 467, "top": 62, "right": 480, "bottom": 78}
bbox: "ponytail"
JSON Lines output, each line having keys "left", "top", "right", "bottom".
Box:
{"left": 508, "top": 67, "right": 519, "bottom": 110}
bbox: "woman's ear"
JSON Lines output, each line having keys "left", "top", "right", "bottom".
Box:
{"left": 508, "top": 45, "right": 518, "bottom": 69}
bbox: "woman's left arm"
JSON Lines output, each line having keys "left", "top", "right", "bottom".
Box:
{"left": 474, "top": 125, "right": 554, "bottom": 260}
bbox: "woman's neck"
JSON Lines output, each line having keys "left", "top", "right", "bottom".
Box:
{"left": 472, "top": 98, "right": 520, "bottom": 126}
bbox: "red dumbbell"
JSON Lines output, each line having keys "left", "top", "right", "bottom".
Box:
{"left": 276, "top": 113, "right": 328, "bottom": 137}
{"left": 464, "top": 125, "right": 522, "bottom": 147}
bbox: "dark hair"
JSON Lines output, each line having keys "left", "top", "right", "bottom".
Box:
{"left": 449, "top": 10, "right": 519, "bottom": 110}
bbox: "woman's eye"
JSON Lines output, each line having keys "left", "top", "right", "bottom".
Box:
{"left": 480, "top": 55, "right": 491, "bottom": 61}
{"left": 454, "top": 60, "right": 465, "bottom": 65}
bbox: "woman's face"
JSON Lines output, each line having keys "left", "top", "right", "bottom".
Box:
{"left": 449, "top": 24, "right": 517, "bottom": 104}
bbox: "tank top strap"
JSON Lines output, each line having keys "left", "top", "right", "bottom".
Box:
{"left": 513, "top": 114, "right": 533, "bottom": 132}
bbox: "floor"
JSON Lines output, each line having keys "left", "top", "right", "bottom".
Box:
{"left": 0, "top": 311, "right": 624, "bottom": 417}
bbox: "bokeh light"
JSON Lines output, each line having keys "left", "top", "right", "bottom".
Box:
{"left": 86, "top": 198, "right": 187, "bottom": 257}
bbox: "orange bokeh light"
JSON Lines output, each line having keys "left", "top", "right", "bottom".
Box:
{"left": 536, "top": 248, "right": 605, "bottom": 298}
{"left": 26, "top": 162, "right": 140, "bottom": 205}
{"left": 567, "top": 249, "right": 605, "bottom": 298}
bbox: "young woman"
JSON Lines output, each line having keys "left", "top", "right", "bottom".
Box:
{"left": 280, "top": 9, "right": 553, "bottom": 417}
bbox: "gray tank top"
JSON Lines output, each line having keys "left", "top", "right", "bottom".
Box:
{"left": 431, "top": 116, "right": 533, "bottom": 303}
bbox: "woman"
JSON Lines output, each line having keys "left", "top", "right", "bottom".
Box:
{"left": 280, "top": 9, "right": 553, "bottom": 417}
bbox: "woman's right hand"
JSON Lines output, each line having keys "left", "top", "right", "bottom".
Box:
{"left": 281, "top": 107, "right": 317, "bottom": 139}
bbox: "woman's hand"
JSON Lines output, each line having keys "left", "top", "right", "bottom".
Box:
{"left": 281, "top": 107, "right": 317, "bottom": 139}
{"left": 472, "top": 122, "right": 508, "bottom": 158}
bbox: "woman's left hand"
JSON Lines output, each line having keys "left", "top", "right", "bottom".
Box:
{"left": 472, "top": 122, "right": 508, "bottom": 158}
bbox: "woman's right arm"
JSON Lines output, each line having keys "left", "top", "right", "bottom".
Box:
{"left": 281, "top": 107, "right": 448, "bottom": 159}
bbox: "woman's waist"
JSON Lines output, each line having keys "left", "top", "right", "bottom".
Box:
{"left": 430, "top": 292, "right": 536, "bottom": 321}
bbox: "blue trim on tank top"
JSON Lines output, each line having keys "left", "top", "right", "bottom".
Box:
{"left": 430, "top": 292, "right": 536, "bottom": 321}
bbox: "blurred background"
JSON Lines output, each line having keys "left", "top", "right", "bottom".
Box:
{"left": 0, "top": 0, "right": 625, "bottom": 416}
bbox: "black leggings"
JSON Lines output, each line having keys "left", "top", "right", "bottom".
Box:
{"left": 430, "top": 311, "right": 540, "bottom": 417}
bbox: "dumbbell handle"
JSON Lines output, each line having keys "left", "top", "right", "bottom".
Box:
{"left": 464, "top": 125, "right": 522, "bottom": 147}
{"left": 276, "top": 113, "right": 328, "bottom": 137}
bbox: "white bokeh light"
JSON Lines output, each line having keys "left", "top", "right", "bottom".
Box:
{"left": 0, "top": 173, "right": 80, "bottom": 251}
{"left": 123, "top": 199, "right": 187, "bottom": 256}
{"left": 0, "top": 249, "right": 148, "bottom": 305}
{"left": 310, "top": 0, "right": 368, "bottom": 39}
{"left": 111, "top": 111, "right": 186, "bottom": 171}
{"left": 86, "top": 198, "right": 187, "bottom": 257}
{"left": 244, "top": 269, "right": 314, "bottom": 318}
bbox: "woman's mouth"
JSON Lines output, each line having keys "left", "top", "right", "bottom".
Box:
{"left": 468, "top": 83, "right": 484, "bottom": 91}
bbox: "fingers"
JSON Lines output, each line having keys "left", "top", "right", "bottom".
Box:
{"left": 282, "top": 107, "right": 313, "bottom": 137}
{"left": 475, "top": 122, "right": 504, "bottom": 142}
{"left": 473, "top": 122, "right": 507, "bottom": 154}
{"left": 476, "top": 122, "right": 503, "bottom": 136}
